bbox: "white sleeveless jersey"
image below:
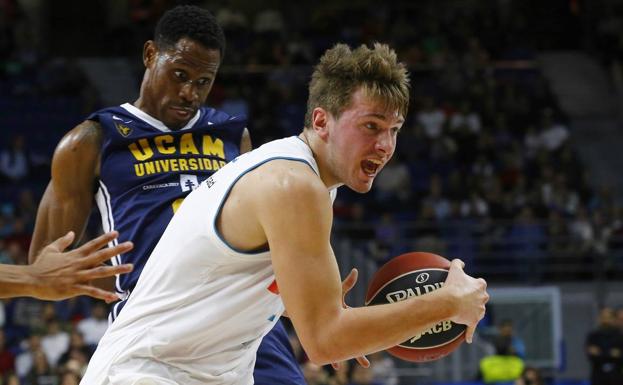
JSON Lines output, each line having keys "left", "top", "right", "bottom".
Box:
{"left": 81, "top": 136, "right": 337, "bottom": 385}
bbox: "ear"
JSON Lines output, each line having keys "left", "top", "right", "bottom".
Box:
{"left": 311, "top": 107, "right": 331, "bottom": 141}
{"left": 143, "top": 40, "right": 158, "bottom": 68}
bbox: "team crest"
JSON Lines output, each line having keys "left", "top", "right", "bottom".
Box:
{"left": 115, "top": 123, "right": 132, "bottom": 137}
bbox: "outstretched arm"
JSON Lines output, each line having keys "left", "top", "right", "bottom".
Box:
{"left": 2, "top": 231, "right": 133, "bottom": 301}
{"left": 29, "top": 120, "right": 102, "bottom": 263}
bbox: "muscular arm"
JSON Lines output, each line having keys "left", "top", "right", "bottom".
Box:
{"left": 253, "top": 162, "right": 487, "bottom": 364}
{"left": 29, "top": 120, "right": 102, "bottom": 263}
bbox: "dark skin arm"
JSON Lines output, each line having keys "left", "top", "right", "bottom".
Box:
{"left": 29, "top": 120, "right": 103, "bottom": 266}
{"left": 240, "top": 127, "right": 252, "bottom": 154}
{"left": 30, "top": 121, "right": 250, "bottom": 283}
{"left": 2, "top": 231, "right": 133, "bottom": 301}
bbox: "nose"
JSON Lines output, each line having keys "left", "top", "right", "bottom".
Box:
{"left": 375, "top": 129, "right": 395, "bottom": 156}
{"left": 178, "top": 82, "right": 198, "bottom": 103}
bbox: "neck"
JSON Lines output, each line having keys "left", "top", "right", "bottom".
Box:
{"left": 298, "top": 131, "right": 342, "bottom": 190}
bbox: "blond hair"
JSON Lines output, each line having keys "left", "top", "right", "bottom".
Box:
{"left": 304, "top": 43, "right": 410, "bottom": 128}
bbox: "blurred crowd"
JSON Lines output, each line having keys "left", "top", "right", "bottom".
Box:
{"left": 0, "top": 0, "right": 622, "bottom": 384}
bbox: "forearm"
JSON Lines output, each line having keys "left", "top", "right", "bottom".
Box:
{"left": 299, "top": 287, "right": 457, "bottom": 364}
{"left": 29, "top": 185, "right": 92, "bottom": 262}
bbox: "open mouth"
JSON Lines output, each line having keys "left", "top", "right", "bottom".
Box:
{"left": 361, "top": 159, "right": 382, "bottom": 176}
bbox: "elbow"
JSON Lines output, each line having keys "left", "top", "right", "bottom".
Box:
{"left": 304, "top": 345, "right": 334, "bottom": 366}
{"left": 300, "top": 336, "right": 342, "bottom": 365}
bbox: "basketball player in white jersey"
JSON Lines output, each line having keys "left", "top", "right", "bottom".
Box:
{"left": 80, "top": 43, "right": 489, "bottom": 385}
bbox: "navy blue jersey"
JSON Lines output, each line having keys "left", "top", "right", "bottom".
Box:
{"left": 88, "top": 103, "right": 245, "bottom": 301}
{"left": 255, "top": 320, "right": 306, "bottom": 385}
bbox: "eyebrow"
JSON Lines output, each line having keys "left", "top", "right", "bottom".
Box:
{"left": 364, "top": 113, "right": 405, "bottom": 124}
{"left": 171, "top": 57, "right": 219, "bottom": 73}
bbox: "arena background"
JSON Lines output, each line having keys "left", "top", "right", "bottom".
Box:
{"left": 1, "top": 0, "right": 623, "bottom": 384}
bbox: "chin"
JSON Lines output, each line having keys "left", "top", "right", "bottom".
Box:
{"left": 348, "top": 181, "right": 373, "bottom": 194}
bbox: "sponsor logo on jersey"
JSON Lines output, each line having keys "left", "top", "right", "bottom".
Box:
{"left": 180, "top": 174, "right": 199, "bottom": 192}
{"left": 129, "top": 133, "right": 227, "bottom": 177}
{"left": 142, "top": 182, "right": 180, "bottom": 190}
{"left": 115, "top": 122, "right": 132, "bottom": 137}
{"left": 128, "top": 133, "right": 224, "bottom": 161}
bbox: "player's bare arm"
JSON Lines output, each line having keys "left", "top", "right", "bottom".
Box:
{"left": 246, "top": 161, "right": 487, "bottom": 364}
{"left": 240, "top": 127, "right": 252, "bottom": 154}
{"left": 29, "top": 120, "right": 102, "bottom": 263}
{"left": 2, "top": 231, "right": 132, "bottom": 301}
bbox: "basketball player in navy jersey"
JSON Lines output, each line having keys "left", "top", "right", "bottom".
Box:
{"left": 28, "top": 6, "right": 308, "bottom": 385}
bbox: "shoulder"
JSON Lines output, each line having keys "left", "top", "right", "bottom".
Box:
{"left": 59, "top": 120, "right": 103, "bottom": 149}
{"left": 253, "top": 160, "right": 330, "bottom": 208}
{"left": 53, "top": 120, "right": 103, "bottom": 161}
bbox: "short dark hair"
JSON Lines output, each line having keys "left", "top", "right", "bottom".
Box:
{"left": 154, "top": 5, "right": 226, "bottom": 60}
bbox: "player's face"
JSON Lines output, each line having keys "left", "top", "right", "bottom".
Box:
{"left": 325, "top": 89, "right": 404, "bottom": 193}
{"left": 142, "top": 38, "right": 220, "bottom": 130}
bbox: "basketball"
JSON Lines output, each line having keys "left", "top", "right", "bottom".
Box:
{"left": 365, "top": 252, "right": 466, "bottom": 362}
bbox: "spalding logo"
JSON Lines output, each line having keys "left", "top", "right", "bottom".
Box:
{"left": 415, "top": 272, "right": 429, "bottom": 284}
{"left": 366, "top": 268, "right": 466, "bottom": 350}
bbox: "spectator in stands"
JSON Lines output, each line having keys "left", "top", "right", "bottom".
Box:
{"left": 374, "top": 214, "right": 401, "bottom": 257}
{"left": 586, "top": 306, "right": 623, "bottom": 385}
{"left": 0, "top": 329, "right": 15, "bottom": 376}
{"left": 76, "top": 302, "right": 108, "bottom": 348}
{"left": 59, "top": 371, "right": 80, "bottom": 385}
{"left": 479, "top": 350, "right": 525, "bottom": 384}
{"left": 24, "top": 349, "right": 55, "bottom": 385}
{"left": 0, "top": 239, "right": 12, "bottom": 265}
{"left": 424, "top": 175, "right": 451, "bottom": 221}
{"left": 569, "top": 207, "right": 595, "bottom": 255}
{"left": 449, "top": 100, "right": 481, "bottom": 135}
{"left": 0, "top": 135, "right": 30, "bottom": 182}
{"left": 373, "top": 156, "right": 412, "bottom": 206}
{"left": 40, "top": 319, "right": 69, "bottom": 368}
{"left": 58, "top": 329, "right": 91, "bottom": 368}
{"left": 523, "top": 125, "right": 542, "bottom": 159}
{"left": 15, "top": 333, "right": 42, "bottom": 378}
{"left": 514, "top": 366, "right": 545, "bottom": 385}
{"left": 416, "top": 96, "right": 446, "bottom": 140}
{"left": 538, "top": 108, "right": 569, "bottom": 152}
{"left": 302, "top": 362, "right": 331, "bottom": 385}
{"left": 328, "top": 360, "right": 351, "bottom": 385}
{"left": 56, "top": 331, "right": 89, "bottom": 384}
{"left": 493, "top": 319, "right": 526, "bottom": 359}
{"left": 368, "top": 352, "right": 398, "bottom": 385}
